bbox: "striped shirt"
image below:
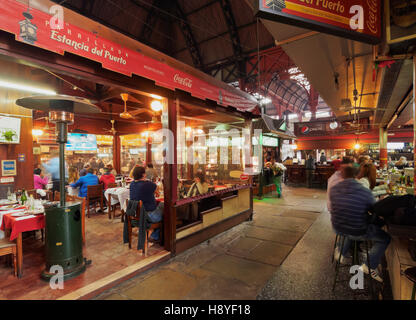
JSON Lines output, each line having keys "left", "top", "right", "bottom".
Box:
{"left": 328, "top": 178, "right": 375, "bottom": 236}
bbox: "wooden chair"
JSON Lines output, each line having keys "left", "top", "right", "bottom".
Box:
{"left": 26, "top": 189, "right": 38, "bottom": 199}
{"left": 86, "top": 185, "right": 104, "bottom": 218}
{"left": 106, "top": 183, "right": 120, "bottom": 220}
{"left": 125, "top": 199, "right": 162, "bottom": 256}
{"left": 0, "top": 239, "right": 17, "bottom": 277}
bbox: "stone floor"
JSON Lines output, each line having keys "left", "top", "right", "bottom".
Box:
{"left": 0, "top": 210, "right": 164, "bottom": 300}
{"left": 95, "top": 186, "right": 389, "bottom": 300}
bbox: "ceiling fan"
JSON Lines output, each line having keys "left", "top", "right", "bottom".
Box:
{"left": 103, "top": 119, "right": 117, "bottom": 135}
{"left": 118, "top": 93, "right": 154, "bottom": 119}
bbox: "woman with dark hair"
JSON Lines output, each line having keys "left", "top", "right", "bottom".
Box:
{"left": 34, "top": 168, "right": 49, "bottom": 190}
{"left": 130, "top": 166, "right": 163, "bottom": 241}
{"left": 356, "top": 163, "right": 377, "bottom": 190}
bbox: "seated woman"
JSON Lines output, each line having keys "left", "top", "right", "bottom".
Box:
{"left": 186, "top": 172, "right": 209, "bottom": 198}
{"left": 33, "top": 168, "right": 49, "bottom": 198}
{"left": 67, "top": 166, "right": 80, "bottom": 196}
{"left": 70, "top": 167, "right": 99, "bottom": 198}
{"left": 356, "top": 163, "right": 376, "bottom": 190}
{"left": 130, "top": 166, "right": 163, "bottom": 241}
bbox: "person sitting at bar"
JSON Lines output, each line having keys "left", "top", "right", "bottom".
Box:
{"left": 70, "top": 167, "right": 99, "bottom": 198}
{"left": 319, "top": 152, "right": 327, "bottom": 164}
{"left": 331, "top": 156, "right": 342, "bottom": 170}
{"left": 329, "top": 166, "right": 390, "bottom": 282}
{"left": 100, "top": 167, "right": 116, "bottom": 190}
{"left": 395, "top": 156, "right": 408, "bottom": 169}
{"left": 356, "top": 163, "right": 377, "bottom": 190}
{"left": 327, "top": 156, "right": 354, "bottom": 213}
{"left": 130, "top": 166, "right": 163, "bottom": 241}
{"left": 186, "top": 172, "right": 209, "bottom": 198}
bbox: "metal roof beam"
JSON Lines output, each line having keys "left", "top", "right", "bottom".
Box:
{"left": 138, "top": 0, "right": 162, "bottom": 46}
{"left": 172, "top": 0, "right": 205, "bottom": 71}
{"left": 219, "top": 0, "right": 245, "bottom": 80}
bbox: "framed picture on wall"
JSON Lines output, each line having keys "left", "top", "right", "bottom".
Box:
{"left": 1, "top": 160, "right": 17, "bottom": 176}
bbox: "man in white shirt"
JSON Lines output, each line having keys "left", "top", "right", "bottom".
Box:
{"left": 327, "top": 157, "right": 354, "bottom": 212}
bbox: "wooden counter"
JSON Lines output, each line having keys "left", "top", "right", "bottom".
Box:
{"left": 385, "top": 237, "right": 416, "bottom": 300}
{"left": 174, "top": 186, "right": 252, "bottom": 254}
{"left": 286, "top": 165, "right": 335, "bottom": 187}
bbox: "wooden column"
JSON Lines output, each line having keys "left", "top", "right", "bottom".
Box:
{"left": 163, "top": 97, "right": 178, "bottom": 253}
{"left": 379, "top": 127, "right": 388, "bottom": 169}
{"left": 146, "top": 140, "right": 152, "bottom": 165}
{"left": 113, "top": 134, "right": 121, "bottom": 174}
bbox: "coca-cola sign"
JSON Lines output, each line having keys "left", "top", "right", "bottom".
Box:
{"left": 256, "top": 0, "right": 381, "bottom": 45}
{"left": 174, "top": 74, "right": 193, "bottom": 88}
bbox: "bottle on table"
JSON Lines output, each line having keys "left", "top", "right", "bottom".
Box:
{"left": 20, "top": 189, "right": 27, "bottom": 206}
{"left": 7, "top": 187, "right": 12, "bottom": 201}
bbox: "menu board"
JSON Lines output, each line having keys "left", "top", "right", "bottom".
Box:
{"left": 0, "top": 116, "right": 21, "bottom": 144}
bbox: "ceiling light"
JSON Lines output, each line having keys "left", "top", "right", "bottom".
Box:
{"left": 32, "top": 129, "right": 43, "bottom": 136}
{"left": 354, "top": 143, "right": 361, "bottom": 150}
{"left": 0, "top": 80, "right": 56, "bottom": 95}
{"left": 150, "top": 94, "right": 163, "bottom": 100}
{"left": 150, "top": 100, "right": 163, "bottom": 112}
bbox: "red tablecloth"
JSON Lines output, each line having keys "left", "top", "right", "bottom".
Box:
{"left": 0, "top": 213, "right": 45, "bottom": 241}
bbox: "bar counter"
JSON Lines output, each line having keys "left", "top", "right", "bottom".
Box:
{"left": 285, "top": 164, "right": 336, "bottom": 187}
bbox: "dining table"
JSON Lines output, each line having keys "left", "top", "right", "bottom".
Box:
{"left": 0, "top": 202, "right": 45, "bottom": 278}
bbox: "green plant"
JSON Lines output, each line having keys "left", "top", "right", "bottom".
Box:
{"left": 2, "top": 130, "right": 16, "bottom": 142}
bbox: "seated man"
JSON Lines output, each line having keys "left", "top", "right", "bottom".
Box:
{"left": 329, "top": 166, "right": 391, "bottom": 282}
{"left": 130, "top": 166, "right": 163, "bottom": 241}
{"left": 70, "top": 167, "right": 99, "bottom": 198}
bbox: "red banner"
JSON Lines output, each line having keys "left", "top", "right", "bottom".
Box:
{"left": 258, "top": 0, "right": 381, "bottom": 44}
{"left": 0, "top": 0, "right": 257, "bottom": 111}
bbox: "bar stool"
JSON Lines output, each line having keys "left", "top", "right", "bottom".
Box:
{"left": 333, "top": 234, "right": 375, "bottom": 298}
{"left": 404, "top": 267, "right": 416, "bottom": 300}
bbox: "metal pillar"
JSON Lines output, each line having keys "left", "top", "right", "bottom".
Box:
{"left": 413, "top": 56, "right": 416, "bottom": 193}
{"left": 379, "top": 127, "right": 388, "bottom": 169}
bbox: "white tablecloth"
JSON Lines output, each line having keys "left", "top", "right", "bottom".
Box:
{"left": 104, "top": 187, "right": 130, "bottom": 211}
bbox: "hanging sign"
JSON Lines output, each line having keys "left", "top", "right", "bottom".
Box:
{"left": 0, "top": 0, "right": 257, "bottom": 112}
{"left": 256, "top": 0, "right": 381, "bottom": 44}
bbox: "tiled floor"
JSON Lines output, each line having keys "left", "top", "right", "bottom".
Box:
{"left": 95, "top": 187, "right": 331, "bottom": 300}
{"left": 0, "top": 210, "right": 164, "bottom": 300}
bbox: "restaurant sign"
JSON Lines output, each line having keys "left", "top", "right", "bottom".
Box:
{"left": 0, "top": 0, "right": 257, "bottom": 111}
{"left": 256, "top": 0, "right": 381, "bottom": 44}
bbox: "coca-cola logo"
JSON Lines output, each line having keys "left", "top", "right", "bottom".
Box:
{"left": 366, "top": 0, "right": 378, "bottom": 35}
{"left": 174, "top": 74, "right": 193, "bottom": 88}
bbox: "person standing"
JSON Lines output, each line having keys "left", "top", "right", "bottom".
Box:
{"left": 305, "top": 154, "right": 315, "bottom": 188}
{"left": 43, "top": 151, "right": 68, "bottom": 200}
{"left": 271, "top": 158, "right": 286, "bottom": 198}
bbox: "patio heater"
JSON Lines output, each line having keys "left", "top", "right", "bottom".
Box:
{"left": 15, "top": 95, "right": 100, "bottom": 281}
